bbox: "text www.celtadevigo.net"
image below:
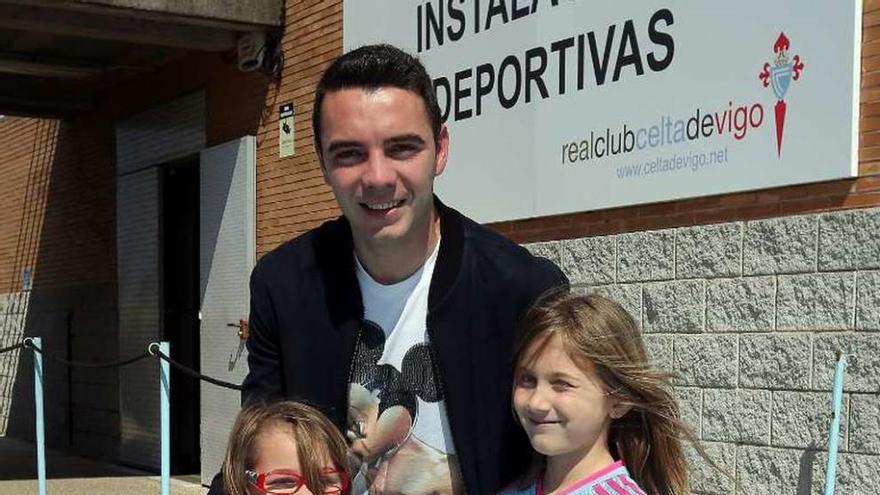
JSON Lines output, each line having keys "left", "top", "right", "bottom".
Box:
{"left": 616, "top": 147, "right": 729, "bottom": 179}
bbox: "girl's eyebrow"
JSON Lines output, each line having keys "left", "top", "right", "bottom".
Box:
{"left": 546, "top": 371, "right": 581, "bottom": 381}
{"left": 517, "top": 367, "right": 580, "bottom": 382}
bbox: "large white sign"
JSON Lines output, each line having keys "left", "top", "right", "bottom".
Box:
{"left": 344, "top": 1, "right": 861, "bottom": 223}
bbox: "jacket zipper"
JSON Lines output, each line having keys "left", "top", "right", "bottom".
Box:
{"left": 344, "top": 323, "right": 363, "bottom": 410}
{"left": 425, "top": 321, "right": 471, "bottom": 495}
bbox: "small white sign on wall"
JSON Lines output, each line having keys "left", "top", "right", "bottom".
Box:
{"left": 21, "top": 267, "right": 32, "bottom": 291}
{"left": 279, "top": 103, "right": 295, "bottom": 158}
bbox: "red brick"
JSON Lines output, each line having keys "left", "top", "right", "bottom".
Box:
{"left": 635, "top": 201, "right": 678, "bottom": 218}
{"left": 693, "top": 208, "right": 740, "bottom": 225}
{"left": 835, "top": 191, "right": 880, "bottom": 208}
{"left": 565, "top": 210, "right": 606, "bottom": 225}
{"left": 735, "top": 204, "right": 782, "bottom": 221}
{"left": 860, "top": 160, "right": 880, "bottom": 174}
{"left": 510, "top": 214, "right": 571, "bottom": 232}
{"left": 624, "top": 212, "right": 696, "bottom": 232}
{"left": 854, "top": 175, "right": 880, "bottom": 191}
{"left": 860, "top": 131, "right": 880, "bottom": 146}
{"left": 860, "top": 146, "right": 880, "bottom": 161}
{"left": 778, "top": 197, "right": 833, "bottom": 215}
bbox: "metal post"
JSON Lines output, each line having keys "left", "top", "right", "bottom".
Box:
{"left": 32, "top": 337, "right": 47, "bottom": 495}
{"left": 824, "top": 354, "right": 847, "bottom": 495}
{"left": 159, "top": 341, "right": 170, "bottom": 495}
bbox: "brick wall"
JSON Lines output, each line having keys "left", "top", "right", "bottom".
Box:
{"left": 0, "top": 115, "right": 118, "bottom": 457}
{"left": 0, "top": 0, "right": 343, "bottom": 464}
{"left": 253, "top": 0, "right": 342, "bottom": 255}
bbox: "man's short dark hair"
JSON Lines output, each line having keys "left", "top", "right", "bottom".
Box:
{"left": 312, "top": 44, "right": 442, "bottom": 154}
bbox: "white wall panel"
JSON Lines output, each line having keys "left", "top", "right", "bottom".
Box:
{"left": 198, "top": 136, "right": 256, "bottom": 484}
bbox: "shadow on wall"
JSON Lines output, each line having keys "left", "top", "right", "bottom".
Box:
{"left": 797, "top": 445, "right": 817, "bottom": 495}
{"left": 1, "top": 116, "right": 121, "bottom": 479}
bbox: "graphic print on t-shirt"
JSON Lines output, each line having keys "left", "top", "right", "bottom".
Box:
{"left": 347, "top": 320, "right": 463, "bottom": 495}
{"left": 348, "top": 242, "right": 463, "bottom": 495}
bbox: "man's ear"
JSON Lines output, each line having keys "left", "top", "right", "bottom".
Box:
{"left": 434, "top": 124, "right": 449, "bottom": 177}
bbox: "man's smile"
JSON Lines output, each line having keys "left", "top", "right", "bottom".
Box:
{"left": 361, "top": 199, "right": 405, "bottom": 211}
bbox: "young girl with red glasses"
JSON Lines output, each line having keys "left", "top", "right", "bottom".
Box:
{"left": 501, "top": 291, "right": 714, "bottom": 495}
{"left": 223, "top": 400, "right": 351, "bottom": 495}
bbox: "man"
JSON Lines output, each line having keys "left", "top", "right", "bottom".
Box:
{"left": 211, "top": 44, "right": 566, "bottom": 494}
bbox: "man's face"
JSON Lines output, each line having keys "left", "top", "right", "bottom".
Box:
{"left": 318, "top": 87, "right": 448, "bottom": 248}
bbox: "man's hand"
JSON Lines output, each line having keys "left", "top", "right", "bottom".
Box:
{"left": 365, "top": 435, "right": 464, "bottom": 495}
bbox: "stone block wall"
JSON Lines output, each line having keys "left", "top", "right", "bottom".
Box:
{"left": 0, "top": 291, "right": 29, "bottom": 436}
{"left": 526, "top": 207, "right": 880, "bottom": 494}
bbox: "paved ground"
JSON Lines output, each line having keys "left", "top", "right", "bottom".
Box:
{"left": 0, "top": 437, "right": 207, "bottom": 495}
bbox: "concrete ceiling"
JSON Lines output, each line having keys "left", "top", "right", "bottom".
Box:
{"left": 0, "top": 0, "right": 283, "bottom": 117}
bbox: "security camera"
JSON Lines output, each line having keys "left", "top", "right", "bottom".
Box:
{"left": 237, "top": 32, "right": 267, "bottom": 72}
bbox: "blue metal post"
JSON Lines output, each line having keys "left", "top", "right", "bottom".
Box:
{"left": 824, "top": 354, "right": 847, "bottom": 495}
{"left": 32, "top": 337, "right": 47, "bottom": 495}
{"left": 159, "top": 341, "right": 170, "bottom": 495}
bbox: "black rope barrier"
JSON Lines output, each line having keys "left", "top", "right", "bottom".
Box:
{"left": 9, "top": 338, "right": 242, "bottom": 391}
{"left": 0, "top": 342, "right": 24, "bottom": 355}
{"left": 23, "top": 338, "right": 152, "bottom": 369}
{"left": 149, "top": 344, "right": 243, "bottom": 391}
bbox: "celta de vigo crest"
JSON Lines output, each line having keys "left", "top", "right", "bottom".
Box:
{"left": 759, "top": 32, "right": 805, "bottom": 157}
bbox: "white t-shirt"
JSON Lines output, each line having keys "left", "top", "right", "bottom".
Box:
{"left": 348, "top": 241, "right": 463, "bottom": 494}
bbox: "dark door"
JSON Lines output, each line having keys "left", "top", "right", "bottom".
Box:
{"left": 161, "top": 159, "right": 200, "bottom": 475}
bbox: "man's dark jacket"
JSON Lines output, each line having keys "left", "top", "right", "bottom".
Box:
{"left": 209, "top": 199, "right": 567, "bottom": 494}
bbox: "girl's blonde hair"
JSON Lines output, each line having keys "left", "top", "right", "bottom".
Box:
{"left": 222, "top": 400, "right": 350, "bottom": 495}
{"left": 514, "top": 290, "right": 705, "bottom": 495}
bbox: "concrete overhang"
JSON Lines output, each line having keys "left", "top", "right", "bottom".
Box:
{"left": 0, "top": 0, "right": 284, "bottom": 117}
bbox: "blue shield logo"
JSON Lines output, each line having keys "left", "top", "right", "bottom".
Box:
{"left": 771, "top": 63, "right": 792, "bottom": 100}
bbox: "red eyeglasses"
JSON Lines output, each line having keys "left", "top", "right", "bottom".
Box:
{"left": 246, "top": 467, "right": 350, "bottom": 494}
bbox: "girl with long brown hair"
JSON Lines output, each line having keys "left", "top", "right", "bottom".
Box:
{"left": 500, "top": 290, "right": 706, "bottom": 495}
{"left": 222, "top": 400, "right": 351, "bottom": 495}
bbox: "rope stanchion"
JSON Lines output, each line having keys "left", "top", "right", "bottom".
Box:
{"left": 24, "top": 339, "right": 151, "bottom": 368}
{"left": 29, "top": 337, "right": 47, "bottom": 495}
{"left": 157, "top": 342, "right": 171, "bottom": 495}
{"left": 10, "top": 335, "right": 242, "bottom": 495}
{"left": 148, "top": 343, "right": 243, "bottom": 391}
{"left": 824, "top": 354, "right": 847, "bottom": 495}
{"left": 0, "top": 342, "right": 25, "bottom": 355}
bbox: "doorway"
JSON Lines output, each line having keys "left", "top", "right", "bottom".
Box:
{"left": 161, "top": 158, "right": 201, "bottom": 475}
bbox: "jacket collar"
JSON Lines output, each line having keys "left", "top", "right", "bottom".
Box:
{"left": 313, "top": 195, "right": 465, "bottom": 328}
{"left": 429, "top": 197, "right": 464, "bottom": 311}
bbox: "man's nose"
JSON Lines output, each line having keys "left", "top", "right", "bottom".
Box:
{"left": 362, "top": 151, "right": 395, "bottom": 189}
